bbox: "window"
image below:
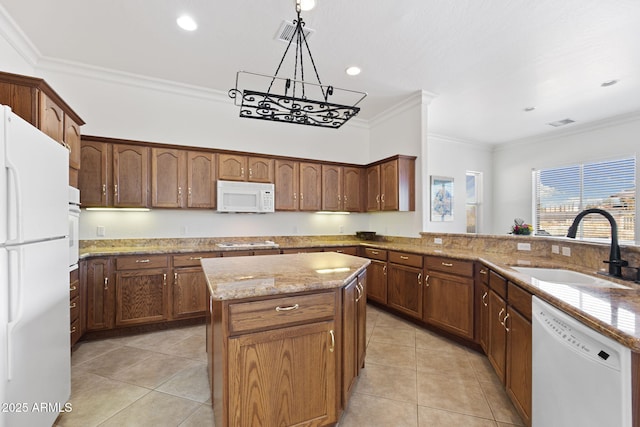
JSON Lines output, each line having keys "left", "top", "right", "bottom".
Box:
{"left": 466, "top": 171, "right": 482, "bottom": 233}
{"left": 534, "top": 157, "right": 636, "bottom": 242}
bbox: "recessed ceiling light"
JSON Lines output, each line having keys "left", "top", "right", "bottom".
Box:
{"left": 523, "top": 107, "right": 536, "bottom": 112}
{"left": 177, "top": 15, "right": 197, "bottom": 31}
{"left": 601, "top": 79, "right": 618, "bottom": 87}
{"left": 547, "top": 118, "right": 575, "bottom": 127}
{"left": 299, "top": 0, "right": 316, "bottom": 11}
{"left": 345, "top": 66, "right": 361, "bottom": 76}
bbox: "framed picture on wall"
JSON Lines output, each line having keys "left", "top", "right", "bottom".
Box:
{"left": 431, "top": 176, "right": 454, "bottom": 222}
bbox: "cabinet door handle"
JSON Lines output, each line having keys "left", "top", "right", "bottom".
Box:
{"left": 104, "top": 277, "right": 109, "bottom": 290}
{"left": 189, "top": 256, "right": 203, "bottom": 260}
{"left": 249, "top": 168, "right": 252, "bottom": 177}
{"left": 293, "top": 192, "right": 297, "bottom": 200}
{"left": 163, "top": 273, "right": 167, "bottom": 286}
{"left": 417, "top": 272, "right": 422, "bottom": 285}
{"left": 70, "top": 326, "right": 77, "bottom": 334}
{"left": 381, "top": 194, "right": 385, "bottom": 203}
{"left": 275, "top": 304, "right": 299, "bottom": 312}
{"left": 70, "top": 302, "right": 77, "bottom": 309}
{"left": 424, "top": 274, "right": 430, "bottom": 287}
{"left": 481, "top": 291, "right": 488, "bottom": 307}
{"left": 376, "top": 194, "right": 380, "bottom": 203}
{"left": 370, "top": 250, "right": 379, "bottom": 255}
{"left": 174, "top": 272, "right": 178, "bottom": 285}
{"left": 383, "top": 265, "right": 387, "bottom": 275}
{"left": 114, "top": 184, "right": 118, "bottom": 198}
{"left": 355, "top": 283, "right": 363, "bottom": 302}
{"left": 329, "top": 330, "right": 335, "bottom": 353}
{"left": 241, "top": 167, "right": 245, "bottom": 176}
{"left": 441, "top": 262, "right": 453, "bottom": 267}
{"left": 503, "top": 313, "right": 511, "bottom": 332}
{"left": 400, "top": 255, "right": 409, "bottom": 260}
{"left": 338, "top": 194, "right": 341, "bottom": 201}
{"left": 70, "top": 285, "right": 77, "bottom": 292}
{"left": 498, "top": 308, "right": 505, "bottom": 325}
{"left": 102, "top": 184, "right": 107, "bottom": 196}
{"left": 480, "top": 269, "right": 487, "bottom": 275}
{"left": 135, "top": 259, "right": 150, "bottom": 263}
{"left": 300, "top": 192, "right": 304, "bottom": 200}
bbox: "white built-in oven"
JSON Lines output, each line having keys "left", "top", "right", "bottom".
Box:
{"left": 68, "top": 186, "right": 80, "bottom": 268}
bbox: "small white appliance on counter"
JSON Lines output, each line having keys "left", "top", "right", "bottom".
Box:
{"left": 217, "top": 180, "right": 275, "bottom": 213}
{"left": 532, "top": 296, "right": 632, "bottom": 427}
{"left": 1, "top": 105, "right": 70, "bottom": 427}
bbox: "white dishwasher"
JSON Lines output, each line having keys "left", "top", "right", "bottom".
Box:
{"left": 532, "top": 296, "right": 632, "bottom": 427}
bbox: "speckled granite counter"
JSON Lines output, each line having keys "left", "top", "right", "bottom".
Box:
{"left": 201, "top": 252, "right": 370, "bottom": 300}
{"left": 80, "top": 234, "right": 640, "bottom": 350}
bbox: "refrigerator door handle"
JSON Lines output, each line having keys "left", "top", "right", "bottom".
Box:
{"left": 6, "top": 247, "right": 22, "bottom": 380}
{"left": 5, "top": 159, "right": 21, "bottom": 244}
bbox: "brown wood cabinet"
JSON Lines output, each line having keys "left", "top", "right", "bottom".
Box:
{"left": 387, "top": 251, "right": 423, "bottom": 319}
{"left": 172, "top": 252, "right": 221, "bottom": 319}
{"left": 299, "top": 162, "right": 322, "bottom": 211}
{"left": 214, "top": 290, "right": 339, "bottom": 426}
{"left": 274, "top": 160, "right": 321, "bottom": 211}
{"left": 187, "top": 151, "right": 216, "bottom": 208}
{"left": 151, "top": 148, "right": 186, "bottom": 208}
{"left": 361, "top": 248, "right": 388, "bottom": 304}
{"left": 423, "top": 256, "right": 475, "bottom": 340}
{"left": 341, "top": 272, "right": 367, "bottom": 406}
{"left": 322, "top": 165, "right": 363, "bottom": 212}
{"left": 0, "top": 71, "right": 85, "bottom": 187}
{"left": 80, "top": 139, "right": 150, "bottom": 208}
{"left": 487, "top": 271, "right": 508, "bottom": 383}
{"left": 476, "top": 264, "right": 490, "bottom": 353}
{"left": 84, "top": 257, "right": 115, "bottom": 331}
{"left": 114, "top": 255, "right": 169, "bottom": 326}
{"left": 366, "top": 156, "right": 415, "bottom": 212}
{"left": 218, "top": 154, "right": 274, "bottom": 182}
{"left": 70, "top": 267, "right": 82, "bottom": 346}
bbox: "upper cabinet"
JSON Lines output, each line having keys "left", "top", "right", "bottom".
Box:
{"left": 0, "top": 71, "right": 85, "bottom": 187}
{"left": 79, "top": 137, "right": 150, "bottom": 208}
{"left": 218, "top": 154, "right": 274, "bottom": 183}
{"left": 151, "top": 148, "right": 186, "bottom": 208}
{"left": 274, "top": 160, "right": 322, "bottom": 211}
{"left": 299, "top": 162, "right": 322, "bottom": 211}
{"left": 366, "top": 156, "right": 416, "bottom": 212}
{"left": 322, "top": 165, "right": 364, "bottom": 212}
{"left": 187, "top": 151, "right": 217, "bottom": 208}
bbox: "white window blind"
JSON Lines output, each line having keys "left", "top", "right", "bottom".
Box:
{"left": 534, "top": 157, "right": 636, "bottom": 242}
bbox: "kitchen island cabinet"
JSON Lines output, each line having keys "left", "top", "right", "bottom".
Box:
{"left": 202, "top": 252, "right": 370, "bottom": 427}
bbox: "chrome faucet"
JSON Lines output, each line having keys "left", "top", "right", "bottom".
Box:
{"left": 566, "top": 208, "right": 627, "bottom": 277}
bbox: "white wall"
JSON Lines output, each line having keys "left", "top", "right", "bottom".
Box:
{"left": 425, "top": 135, "right": 493, "bottom": 234}
{"left": 492, "top": 113, "right": 640, "bottom": 236}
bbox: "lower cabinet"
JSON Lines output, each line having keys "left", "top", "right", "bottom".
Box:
{"left": 172, "top": 252, "right": 221, "bottom": 319}
{"left": 487, "top": 289, "right": 507, "bottom": 383}
{"left": 342, "top": 272, "right": 367, "bottom": 406}
{"left": 85, "top": 257, "right": 115, "bottom": 331}
{"left": 387, "top": 251, "right": 423, "bottom": 319}
{"left": 115, "top": 268, "right": 169, "bottom": 326}
{"left": 213, "top": 290, "right": 340, "bottom": 426}
{"left": 70, "top": 267, "right": 82, "bottom": 346}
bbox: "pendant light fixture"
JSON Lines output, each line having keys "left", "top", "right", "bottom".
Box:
{"left": 228, "top": 0, "right": 367, "bottom": 129}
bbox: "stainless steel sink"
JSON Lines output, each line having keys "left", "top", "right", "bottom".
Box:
{"left": 511, "top": 266, "right": 631, "bottom": 289}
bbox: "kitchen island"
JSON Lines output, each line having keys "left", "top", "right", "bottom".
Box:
{"left": 201, "top": 252, "right": 370, "bottom": 427}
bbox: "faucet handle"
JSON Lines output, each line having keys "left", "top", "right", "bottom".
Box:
{"left": 604, "top": 259, "right": 629, "bottom": 267}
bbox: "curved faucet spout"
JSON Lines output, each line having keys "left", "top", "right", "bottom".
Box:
{"left": 566, "top": 208, "right": 626, "bottom": 277}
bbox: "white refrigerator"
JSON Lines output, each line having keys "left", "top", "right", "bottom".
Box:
{"left": 1, "top": 105, "right": 70, "bottom": 427}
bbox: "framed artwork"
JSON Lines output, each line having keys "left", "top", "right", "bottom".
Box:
{"left": 431, "top": 176, "right": 454, "bottom": 221}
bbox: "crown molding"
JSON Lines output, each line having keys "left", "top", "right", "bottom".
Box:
{"left": 427, "top": 133, "right": 493, "bottom": 151}
{"left": 0, "top": 3, "right": 40, "bottom": 66}
{"left": 370, "top": 90, "right": 438, "bottom": 127}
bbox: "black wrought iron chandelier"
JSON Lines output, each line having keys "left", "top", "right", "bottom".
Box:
{"left": 228, "top": 0, "right": 367, "bottom": 129}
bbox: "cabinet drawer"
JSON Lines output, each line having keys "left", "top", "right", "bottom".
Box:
{"left": 508, "top": 281, "right": 532, "bottom": 321}
{"left": 173, "top": 252, "right": 220, "bottom": 267}
{"left": 363, "top": 247, "right": 387, "bottom": 261}
{"left": 70, "top": 295, "right": 80, "bottom": 322}
{"left": 489, "top": 270, "right": 507, "bottom": 298}
{"left": 221, "top": 250, "right": 254, "bottom": 257}
{"left": 328, "top": 246, "right": 358, "bottom": 256}
{"left": 425, "top": 256, "right": 473, "bottom": 277}
{"left": 228, "top": 292, "right": 336, "bottom": 335}
{"left": 116, "top": 255, "right": 168, "bottom": 270}
{"left": 70, "top": 271, "right": 79, "bottom": 299}
{"left": 389, "top": 251, "right": 423, "bottom": 268}
{"left": 253, "top": 249, "right": 282, "bottom": 256}
{"left": 70, "top": 317, "right": 81, "bottom": 344}
{"left": 476, "top": 263, "right": 489, "bottom": 285}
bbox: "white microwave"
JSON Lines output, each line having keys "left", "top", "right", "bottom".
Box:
{"left": 217, "top": 180, "right": 275, "bottom": 213}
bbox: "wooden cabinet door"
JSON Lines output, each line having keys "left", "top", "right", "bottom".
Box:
{"left": 380, "top": 159, "right": 399, "bottom": 210}
{"left": 366, "top": 259, "right": 387, "bottom": 304}
{"left": 343, "top": 166, "right": 363, "bottom": 212}
{"left": 342, "top": 278, "right": 358, "bottom": 405}
{"left": 248, "top": 157, "right": 274, "bottom": 183}
{"left": 423, "top": 271, "right": 474, "bottom": 340}
{"left": 366, "top": 165, "right": 380, "bottom": 211}
{"left": 85, "top": 258, "right": 114, "bottom": 331}
{"left": 113, "top": 144, "right": 149, "bottom": 207}
{"left": 151, "top": 148, "right": 186, "bottom": 208}
{"left": 487, "top": 289, "right": 507, "bottom": 384}
{"left": 506, "top": 307, "right": 532, "bottom": 425}
{"left": 387, "top": 263, "right": 423, "bottom": 319}
{"left": 173, "top": 267, "right": 208, "bottom": 319}
{"left": 274, "top": 159, "right": 299, "bottom": 210}
{"left": 356, "top": 273, "right": 367, "bottom": 370}
{"left": 64, "top": 115, "right": 82, "bottom": 179}
{"left": 187, "top": 151, "right": 216, "bottom": 208}
{"left": 115, "top": 269, "right": 169, "bottom": 326}
{"left": 322, "top": 165, "right": 343, "bottom": 211}
{"left": 228, "top": 321, "right": 337, "bottom": 426}
{"left": 218, "top": 153, "right": 247, "bottom": 181}
{"left": 79, "top": 140, "right": 111, "bottom": 207}
{"left": 38, "top": 91, "right": 64, "bottom": 144}
{"left": 299, "top": 162, "right": 322, "bottom": 211}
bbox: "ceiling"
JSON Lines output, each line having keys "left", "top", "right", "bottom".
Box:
{"left": 2, "top": 0, "right": 640, "bottom": 144}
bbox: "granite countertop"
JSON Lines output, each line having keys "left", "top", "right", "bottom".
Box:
{"left": 201, "top": 252, "right": 370, "bottom": 300}
{"left": 79, "top": 237, "right": 640, "bottom": 351}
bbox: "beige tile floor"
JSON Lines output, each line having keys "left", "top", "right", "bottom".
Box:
{"left": 56, "top": 304, "right": 524, "bottom": 427}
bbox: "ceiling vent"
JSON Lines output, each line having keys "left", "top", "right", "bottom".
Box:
{"left": 275, "top": 20, "right": 315, "bottom": 43}
{"left": 547, "top": 118, "right": 576, "bottom": 127}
